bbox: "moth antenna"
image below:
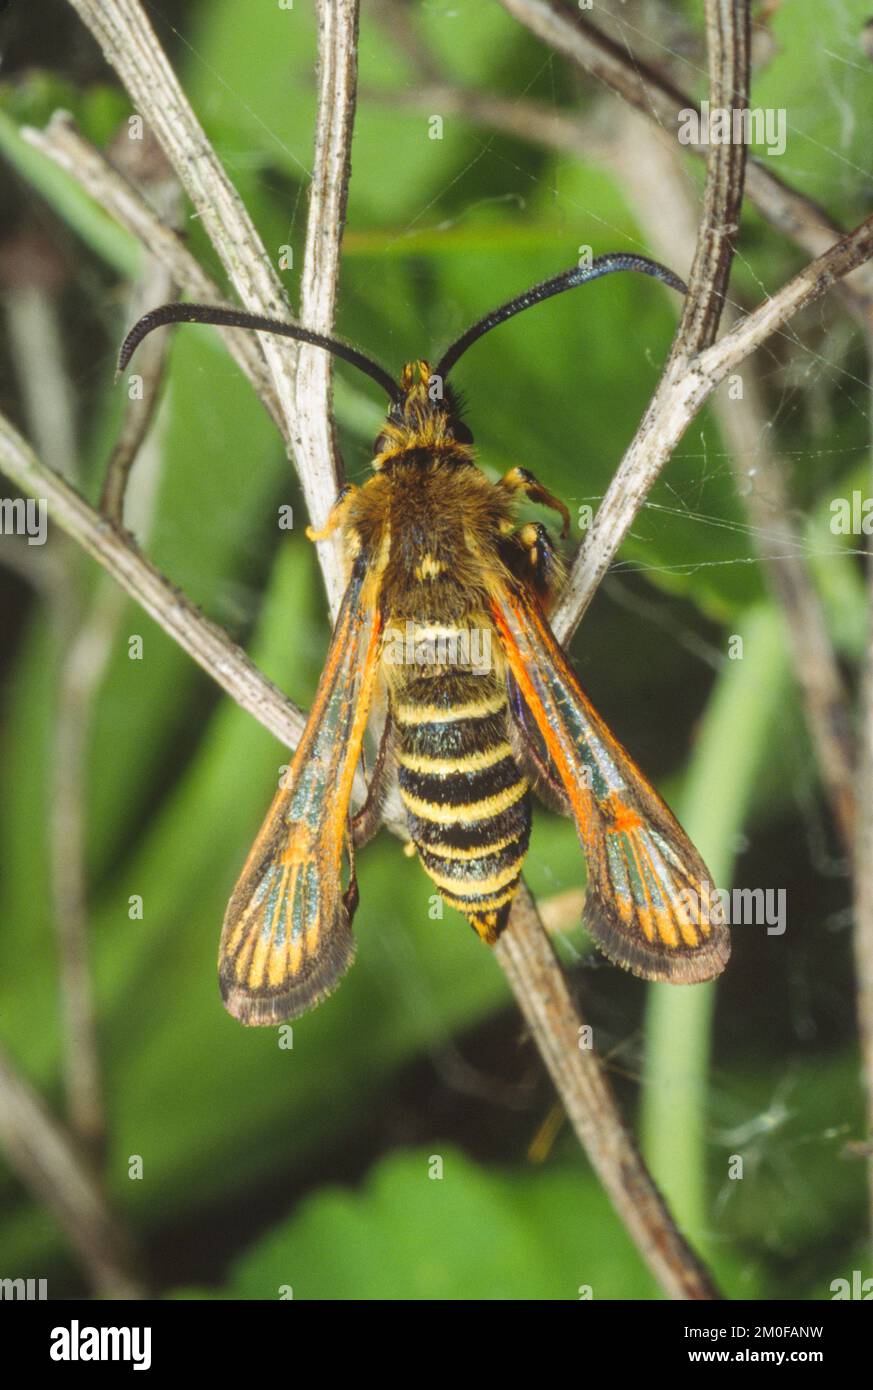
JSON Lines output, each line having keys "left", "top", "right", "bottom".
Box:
{"left": 435, "top": 253, "right": 687, "bottom": 381}
{"left": 116, "top": 302, "right": 401, "bottom": 403}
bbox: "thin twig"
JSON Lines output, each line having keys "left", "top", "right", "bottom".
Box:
{"left": 496, "top": 0, "right": 750, "bottom": 1301}
{"left": 612, "top": 106, "right": 856, "bottom": 851}
{"left": 853, "top": 329, "right": 873, "bottom": 1250}
{"left": 66, "top": 0, "right": 290, "bottom": 315}
{"left": 1, "top": 236, "right": 111, "bottom": 1157}
{"left": 4, "top": 286, "right": 78, "bottom": 482}
{"left": 98, "top": 135, "right": 180, "bottom": 524}
{"left": 100, "top": 300, "right": 169, "bottom": 526}
{"left": 553, "top": 211, "right": 873, "bottom": 643}
{"left": 66, "top": 0, "right": 346, "bottom": 606}
{"left": 0, "top": 414, "right": 306, "bottom": 753}
{"left": 364, "top": 80, "right": 612, "bottom": 163}
{"left": 671, "top": 1, "right": 749, "bottom": 361}
{"left": 61, "top": 0, "right": 726, "bottom": 1298}
{"left": 494, "top": 0, "right": 873, "bottom": 319}
{"left": 0, "top": 1045, "right": 145, "bottom": 1298}
{"left": 715, "top": 365, "right": 857, "bottom": 848}
{"left": 292, "top": 0, "right": 361, "bottom": 619}
{"left": 497, "top": 886, "right": 720, "bottom": 1298}
{"left": 0, "top": 530, "right": 65, "bottom": 595}
{"left": 4, "top": 198, "right": 871, "bottom": 1289}
{"left": 3, "top": 0, "right": 867, "bottom": 1301}
{"left": 51, "top": 581, "right": 118, "bottom": 1161}
{"left": 21, "top": 112, "right": 286, "bottom": 439}
{"left": 53, "top": 149, "right": 181, "bottom": 1162}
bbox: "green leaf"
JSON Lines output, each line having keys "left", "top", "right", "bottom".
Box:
{"left": 197, "top": 1147, "right": 663, "bottom": 1300}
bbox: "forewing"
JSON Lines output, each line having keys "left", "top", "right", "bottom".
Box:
{"left": 491, "top": 579, "right": 729, "bottom": 983}
{"left": 507, "top": 671, "right": 571, "bottom": 815}
{"left": 220, "top": 555, "right": 382, "bottom": 1024}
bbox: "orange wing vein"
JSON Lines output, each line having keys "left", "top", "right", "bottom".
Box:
{"left": 491, "top": 578, "right": 729, "bottom": 983}
{"left": 219, "top": 556, "right": 382, "bottom": 1023}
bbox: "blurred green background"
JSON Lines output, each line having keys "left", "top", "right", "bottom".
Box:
{"left": 0, "top": 0, "right": 871, "bottom": 1300}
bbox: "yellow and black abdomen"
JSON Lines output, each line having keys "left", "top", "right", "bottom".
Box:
{"left": 392, "top": 668, "right": 530, "bottom": 943}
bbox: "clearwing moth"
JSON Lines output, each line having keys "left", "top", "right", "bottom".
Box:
{"left": 120, "top": 253, "right": 729, "bottom": 1025}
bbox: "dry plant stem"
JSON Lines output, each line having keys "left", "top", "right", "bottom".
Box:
{"left": 366, "top": 81, "right": 612, "bottom": 164}
{"left": 716, "top": 366, "right": 856, "bottom": 848}
{"left": 0, "top": 414, "right": 307, "bottom": 754}
{"left": 0, "top": 1045, "right": 145, "bottom": 1298}
{"left": 614, "top": 109, "right": 856, "bottom": 851}
{"left": 372, "top": 0, "right": 443, "bottom": 82}
{"left": 293, "top": 0, "right": 361, "bottom": 620}
{"left": 3, "top": 267, "right": 109, "bottom": 1158}
{"left": 51, "top": 584, "right": 117, "bottom": 1161}
{"left": 0, "top": 531, "right": 64, "bottom": 593}
{"left": 100, "top": 264, "right": 175, "bottom": 525}
{"left": 66, "top": 0, "right": 345, "bottom": 604}
{"left": 537, "top": 886, "right": 587, "bottom": 936}
{"left": 854, "top": 335, "right": 873, "bottom": 1246}
{"left": 554, "top": 212, "right": 873, "bottom": 643}
{"left": 54, "top": 242, "right": 179, "bottom": 1168}
{"left": 495, "top": 0, "right": 873, "bottom": 318}
{"left": 316, "top": 19, "right": 740, "bottom": 1279}
{"left": 555, "top": 0, "right": 750, "bottom": 641}
{"left": 66, "top": 1, "right": 290, "bottom": 312}
{"left": 670, "top": 1, "right": 748, "bottom": 360}
{"left": 491, "top": 8, "right": 748, "bottom": 1300}
{"left": 4, "top": 287, "right": 78, "bottom": 479}
{"left": 857, "top": 673, "right": 873, "bottom": 1244}
{"left": 497, "top": 886, "right": 720, "bottom": 1299}
{"left": 21, "top": 113, "right": 286, "bottom": 439}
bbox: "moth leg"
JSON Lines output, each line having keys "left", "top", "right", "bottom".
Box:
{"left": 343, "top": 829, "right": 360, "bottom": 916}
{"left": 498, "top": 466, "right": 570, "bottom": 539}
{"left": 306, "top": 483, "right": 358, "bottom": 542}
{"left": 352, "top": 714, "right": 395, "bottom": 848}
{"left": 510, "top": 521, "right": 564, "bottom": 604}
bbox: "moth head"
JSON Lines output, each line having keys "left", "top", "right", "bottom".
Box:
{"left": 370, "top": 359, "right": 474, "bottom": 465}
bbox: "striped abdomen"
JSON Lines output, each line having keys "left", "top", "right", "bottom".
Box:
{"left": 392, "top": 670, "right": 530, "bottom": 943}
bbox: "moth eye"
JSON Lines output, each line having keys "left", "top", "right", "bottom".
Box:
{"left": 372, "top": 433, "right": 388, "bottom": 454}
{"left": 453, "top": 420, "right": 474, "bottom": 445}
